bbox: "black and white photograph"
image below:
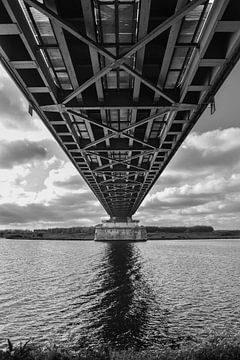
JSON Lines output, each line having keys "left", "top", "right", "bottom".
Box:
{"left": 0, "top": 0, "right": 240, "bottom": 359}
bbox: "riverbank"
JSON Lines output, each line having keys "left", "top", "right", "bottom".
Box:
{"left": 147, "top": 230, "right": 240, "bottom": 240}
{"left": 2, "top": 226, "right": 240, "bottom": 241}
{"left": 3, "top": 231, "right": 240, "bottom": 241}
{"left": 1, "top": 335, "right": 240, "bottom": 359}
{"left": 3, "top": 233, "right": 94, "bottom": 240}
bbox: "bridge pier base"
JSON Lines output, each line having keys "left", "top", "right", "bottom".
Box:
{"left": 94, "top": 218, "right": 147, "bottom": 241}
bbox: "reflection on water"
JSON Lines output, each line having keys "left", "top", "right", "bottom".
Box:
{"left": 92, "top": 242, "right": 149, "bottom": 349}
{"left": 0, "top": 239, "right": 240, "bottom": 350}
{"left": 84, "top": 241, "right": 175, "bottom": 349}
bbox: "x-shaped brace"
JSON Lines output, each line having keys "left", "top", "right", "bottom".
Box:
{"left": 68, "top": 103, "right": 195, "bottom": 151}
{"left": 23, "top": 0, "right": 207, "bottom": 105}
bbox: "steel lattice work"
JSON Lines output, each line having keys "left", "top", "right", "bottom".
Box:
{"left": 1, "top": 0, "right": 240, "bottom": 219}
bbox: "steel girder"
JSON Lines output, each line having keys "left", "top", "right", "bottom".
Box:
{"left": 1, "top": 0, "right": 240, "bottom": 218}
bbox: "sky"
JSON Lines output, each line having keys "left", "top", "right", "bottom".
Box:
{"left": 0, "top": 61, "right": 240, "bottom": 230}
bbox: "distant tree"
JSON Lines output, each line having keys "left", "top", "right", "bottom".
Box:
{"left": 188, "top": 226, "right": 214, "bottom": 233}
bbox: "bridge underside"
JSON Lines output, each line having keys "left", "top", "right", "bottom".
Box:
{"left": 1, "top": 0, "right": 240, "bottom": 220}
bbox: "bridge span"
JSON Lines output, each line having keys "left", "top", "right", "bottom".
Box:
{"left": 1, "top": 0, "right": 240, "bottom": 239}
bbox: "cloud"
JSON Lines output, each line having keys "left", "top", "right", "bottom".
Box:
{"left": 0, "top": 77, "right": 35, "bottom": 129}
{"left": 0, "top": 64, "right": 9, "bottom": 78}
{"left": 185, "top": 128, "right": 240, "bottom": 152}
{"left": 149, "top": 128, "right": 240, "bottom": 196}
{"left": 0, "top": 160, "right": 86, "bottom": 206}
{"left": 170, "top": 128, "right": 240, "bottom": 175}
{"left": 142, "top": 174, "right": 240, "bottom": 211}
{"left": 135, "top": 128, "right": 240, "bottom": 229}
{"left": 0, "top": 73, "right": 57, "bottom": 141}
{"left": 0, "top": 191, "right": 105, "bottom": 227}
{"left": 53, "top": 175, "right": 85, "bottom": 190}
{"left": 0, "top": 140, "right": 48, "bottom": 168}
{"left": 44, "top": 162, "right": 85, "bottom": 190}
{"left": 0, "top": 157, "right": 105, "bottom": 227}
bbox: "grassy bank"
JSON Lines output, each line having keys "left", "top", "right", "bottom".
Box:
{"left": 1, "top": 336, "right": 240, "bottom": 360}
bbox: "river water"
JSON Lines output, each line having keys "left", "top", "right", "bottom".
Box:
{"left": 0, "top": 238, "right": 239, "bottom": 350}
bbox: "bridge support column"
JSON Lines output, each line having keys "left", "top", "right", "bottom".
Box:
{"left": 94, "top": 218, "right": 147, "bottom": 241}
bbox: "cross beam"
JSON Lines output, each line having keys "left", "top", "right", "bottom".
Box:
{"left": 23, "top": 0, "right": 206, "bottom": 104}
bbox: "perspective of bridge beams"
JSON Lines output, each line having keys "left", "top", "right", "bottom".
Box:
{"left": 0, "top": 0, "right": 240, "bottom": 219}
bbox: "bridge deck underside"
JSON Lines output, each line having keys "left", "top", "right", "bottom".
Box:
{"left": 1, "top": 0, "right": 240, "bottom": 218}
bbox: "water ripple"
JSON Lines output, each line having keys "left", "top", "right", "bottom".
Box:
{"left": 0, "top": 239, "right": 240, "bottom": 349}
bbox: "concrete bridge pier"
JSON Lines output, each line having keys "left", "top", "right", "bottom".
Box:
{"left": 94, "top": 218, "right": 147, "bottom": 241}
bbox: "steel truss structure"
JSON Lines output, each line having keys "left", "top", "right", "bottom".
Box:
{"left": 1, "top": 0, "right": 240, "bottom": 218}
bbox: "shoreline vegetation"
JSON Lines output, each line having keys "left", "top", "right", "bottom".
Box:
{"left": 1, "top": 334, "right": 240, "bottom": 359}
{"left": 1, "top": 225, "right": 240, "bottom": 241}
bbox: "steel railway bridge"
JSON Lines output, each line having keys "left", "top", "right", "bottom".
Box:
{"left": 1, "top": 0, "right": 240, "bottom": 239}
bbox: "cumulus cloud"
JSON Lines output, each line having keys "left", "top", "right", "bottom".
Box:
{"left": 170, "top": 128, "right": 240, "bottom": 175}
{"left": 45, "top": 162, "right": 86, "bottom": 191}
{"left": 136, "top": 128, "right": 240, "bottom": 229}
{"left": 0, "top": 156, "right": 105, "bottom": 227}
{"left": 185, "top": 128, "right": 240, "bottom": 151}
{"left": 142, "top": 175, "right": 240, "bottom": 211}
{"left": 0, "top": 140, "right": 48, "bottom": 168}
{"left": 0, "top": 192, "right": 105, "bottom": 227}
